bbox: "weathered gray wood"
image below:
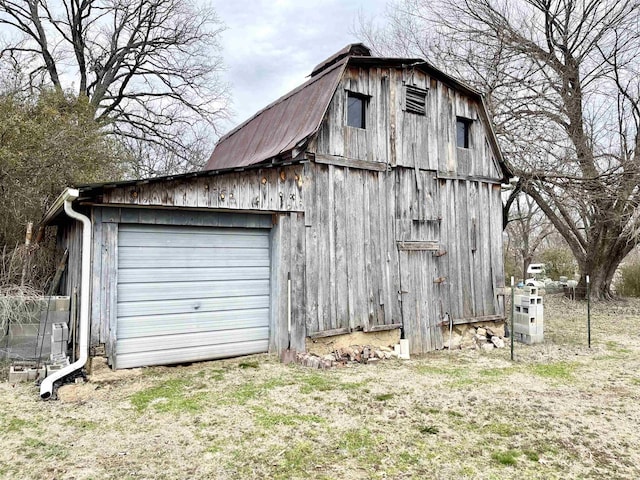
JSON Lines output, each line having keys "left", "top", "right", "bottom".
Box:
{"left": 101, "top": 164, "right": 306, "bottom": 213}
{"left": 365, "top": 323, "right": 402, "bottom": 333}
{"left": 397, "top": 241, "right": 439, "bottom": 251}
{"left": 314, "top": 153, "right": 388, "bottom": 171}
{"left": 436, "top": 171, "right": 502, "bottom": 184}
{"left": 90, "top": 208, "right": 103, "bottom": 348}
{"left": 439, "top": 314, "right": 504, "bottom": 327}
{"left": 290, "top": 212, "right": 306, "bottom": 351}
{"left": 102, "top": 222, "right": 118, "bottom": 365}
{"left": 307, "top": 327, "right": 350, "bottom": 339}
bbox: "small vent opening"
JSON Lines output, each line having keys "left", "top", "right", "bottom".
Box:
{"left": 405, "top": 85, "right": 427, "bottom": 115}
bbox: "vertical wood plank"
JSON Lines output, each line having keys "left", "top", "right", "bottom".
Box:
{"left": 90, "top": 209, "right": 103, "bottom": 348}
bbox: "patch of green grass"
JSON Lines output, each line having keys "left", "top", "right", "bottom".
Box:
{"left": 23, "top": 438, "right": 68, "bottom": 459}
{"left": 418, "top": 424, "right": 439, "bottom": 435}
{"left": 486, "top": 422, "right": 520, "bottom": 437}
{"left": 1, "top": 417, "right": 28, "bottom": 433}
{"left": 338, "top": 429, "right": 372, "bottom": 453}
{"left": 491, "top": 449, "right": 520, "bottom": 466}
{"left": 68, "top": 419, "right": 99, "bottom": 430}
{"left": 479, "top": 367, "right": 515, "bottom": 378}
{"left": 398, "top": 452, "right": 420, "bottom": 466}
{"left": 299, "top": 373, "right": 335, "bottom": 393}
{"left": 529, "top": 362, "right": 576, "bottom": 380}
{"left": 278, "top": 441, "right": 315, "bottom": 478}
{"left": 445, "top": 377, "right": 475, "bottom": 388}
{"left": 130, "top": 378, "right": 206, "bottom": 413}
{"left": 207, "top": 368, "right": 226, "bottom": 381}
{"left": 252, "top": 407, "right": 325, "bottom": 428}
{"left": 228, "top": 377, "right": 290, "bottom": 405}
{"left": 446, "top": 410, "right": 463, "bottom": 418}
{"left": 238, "top": 361, "right": 260, "bottom": 369}
{"left": 374, "top": 393, "right": 394, "bottom": 402}
{"left": 340, "top": 380, "right": 369, "bottom": 391}
{"left": 523, "top": 449, "right": 540, "bottom": 462}
{"left": 604, "top": 341, "right": 632, "bottom": 354}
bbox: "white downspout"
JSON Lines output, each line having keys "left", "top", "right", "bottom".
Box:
{"left": 40, "top": 188, "right": 91, "bottom": 399}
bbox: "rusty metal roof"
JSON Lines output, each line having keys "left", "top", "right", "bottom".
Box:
{"left": 204, "top": 58, "right": 348, "bottom": 171}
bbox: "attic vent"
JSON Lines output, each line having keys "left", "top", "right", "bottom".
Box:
{"left": 405, "top": 85, "right": 427, "bottom": 115}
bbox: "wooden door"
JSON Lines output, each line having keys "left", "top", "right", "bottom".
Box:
{"left": 399, "top": 250, "right": 444, "bottom": 354}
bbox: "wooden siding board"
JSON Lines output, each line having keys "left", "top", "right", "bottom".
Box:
{"left": 316, "top": 165, "right": 330, "bottom": 333}
{"left": 334, "top": 166, "right": 349, "bottom": 330}
{"left": 290, "top": 212, "right": 306, "bottom": 351}
{"left": 102, "top": 222, "right": 118, "bottom": 364}
{"left": 90, "top": 209, "right": 103, "bottom": 348}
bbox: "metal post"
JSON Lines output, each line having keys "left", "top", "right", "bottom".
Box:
{"left": 586, "top": 274, "right": 591, "bottom": 348}
{"left": 510, "top": 276, "right": 515, "bottom": 361}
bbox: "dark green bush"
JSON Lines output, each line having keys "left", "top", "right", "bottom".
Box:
{"left": 541, "top": 248, "right": 576, "bottom": 280}
{"left": 618, "top": 263, "right": 640, "bottom": 297}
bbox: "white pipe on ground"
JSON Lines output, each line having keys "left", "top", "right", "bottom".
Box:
{"left": 40, "top": 188, "right": 91, "bottom": 399}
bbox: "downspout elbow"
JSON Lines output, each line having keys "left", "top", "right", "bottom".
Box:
{"left": 40, "top": 189, "right": 91, "bottom": 399}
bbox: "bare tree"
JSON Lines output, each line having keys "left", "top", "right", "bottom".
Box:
{"left": 0, "top": 0, "right": 230, "bottom": 174}
{"left": 355, "top": 0, "right": 640, "bottom": 299}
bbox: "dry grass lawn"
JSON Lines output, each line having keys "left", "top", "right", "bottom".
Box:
{"left": 1, "top": 294, "right": 640, "bottom": 479}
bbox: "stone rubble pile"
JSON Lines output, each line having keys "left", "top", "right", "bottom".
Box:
{"left": 294, "top": 345, "right": 399, "bottom": 369}
{"left": 442, "top": 323, "right": 507, "bottom": 350}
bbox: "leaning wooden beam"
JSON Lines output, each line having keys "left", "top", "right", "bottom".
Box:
{"left": 307, "top": 327, "right": 351, "bottom": 339}
{"left": 396, "top": 241, "right": 439, "bottom": 251}
{"left": 438, "top": 314, "right": 504, "bottom": 327}
{"left": 365, "top": 323, "right": 403, "bottom": 333}
{"left": 314, "top": 153, "right": 389, "bottom": 172}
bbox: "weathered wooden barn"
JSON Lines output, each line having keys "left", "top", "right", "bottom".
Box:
{"left": 45, "top": 44, "right": 509, "bottom": 371}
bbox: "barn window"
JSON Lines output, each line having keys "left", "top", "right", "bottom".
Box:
{"left": 456, "top": 117, "right": 472, "bottom": 148}
{"left": 347, "top": 92, "right": 367, "bottom": 129}
{"left": 405, "top": 85, "right": 427, "bottom": 115}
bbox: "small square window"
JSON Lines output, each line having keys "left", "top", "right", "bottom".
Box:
{"left": 456, "top": 117, "right": 472, "bottom": 149}
{"left": 347, "top": 92, "right": 367, "bottom": 129}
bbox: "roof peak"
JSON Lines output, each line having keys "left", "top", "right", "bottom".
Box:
{"left": 310, "top": 43, "right": 371, "bottom": 77}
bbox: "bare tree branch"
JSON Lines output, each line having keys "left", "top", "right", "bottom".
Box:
{"left": 0, "top": 0, "right": 230, "bottom": 174}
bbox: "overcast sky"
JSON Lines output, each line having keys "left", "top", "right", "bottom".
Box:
{"left": 215, "top": 0, "right": 389, "bottom": 130}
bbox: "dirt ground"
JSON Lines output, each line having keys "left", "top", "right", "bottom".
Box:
{"left": 1, "top": 294, "right": 639, "bottom": 480}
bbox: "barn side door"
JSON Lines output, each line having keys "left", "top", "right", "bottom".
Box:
{"left": 398, "top": 247, "right": 444, "bottom": 354}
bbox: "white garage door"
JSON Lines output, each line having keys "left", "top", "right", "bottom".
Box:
{"left": 115, "top": 224, "right": 270, "bottom": 369}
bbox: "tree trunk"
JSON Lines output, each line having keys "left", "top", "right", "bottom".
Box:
{"left": 575, "top": 242, "right": 629, "bottom": 300}
{"left": 522, "top": 255, "right": 532, "bottom": 283}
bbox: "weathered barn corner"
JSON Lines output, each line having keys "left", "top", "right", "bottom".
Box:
{"left": 44, "top": 43, "right": 509, "bottom": 372}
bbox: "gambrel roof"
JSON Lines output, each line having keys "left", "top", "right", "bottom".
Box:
{"left": 203, "top": 44, "right": 509, "bottom": 180}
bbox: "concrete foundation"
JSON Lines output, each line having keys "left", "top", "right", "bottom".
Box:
{"left": 306, "top": 329, "right": 401, "bottom": 355}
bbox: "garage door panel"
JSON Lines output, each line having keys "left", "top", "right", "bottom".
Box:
{"left": 118, "top": 266, "right": 270, "bottom": 284}
{"left": 120, "top": 225, "right": 268, "bottom": 237}
{"left": 118, "top": 279, "right": 269, "bottom": 302}
{"left": 117, "top": 295, "right": 270, "bottom": 318}
{"left": 115, "top": 340, "right": 269, "bottom": 370}
{"left": 117, "top": 308, "right": 269, "bottom": 338}
{"left": 118, "top": 231, "right": 270, "bottom": 249}
{"left": 116, "top": 327, "right": 269, "bottom": 355}
{"left": 118, "top": 247, "right": 270, "bottom": 269}
{"left": 115, "top": 223, "right": 271, "bottom": 369}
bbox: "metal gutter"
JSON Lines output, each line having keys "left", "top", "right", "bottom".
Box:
{"left": 40, "top": 188, "right": 92, "bottom": 399}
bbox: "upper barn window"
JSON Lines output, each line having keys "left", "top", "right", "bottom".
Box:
{"left": 346, "top": 92, "right": 367, "bottom": 129}
{"left": 456, "top": 117, "right": 473, "bottom": 149}
{"left": 405, "top": 85, "right": 427, "bottom": 115}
